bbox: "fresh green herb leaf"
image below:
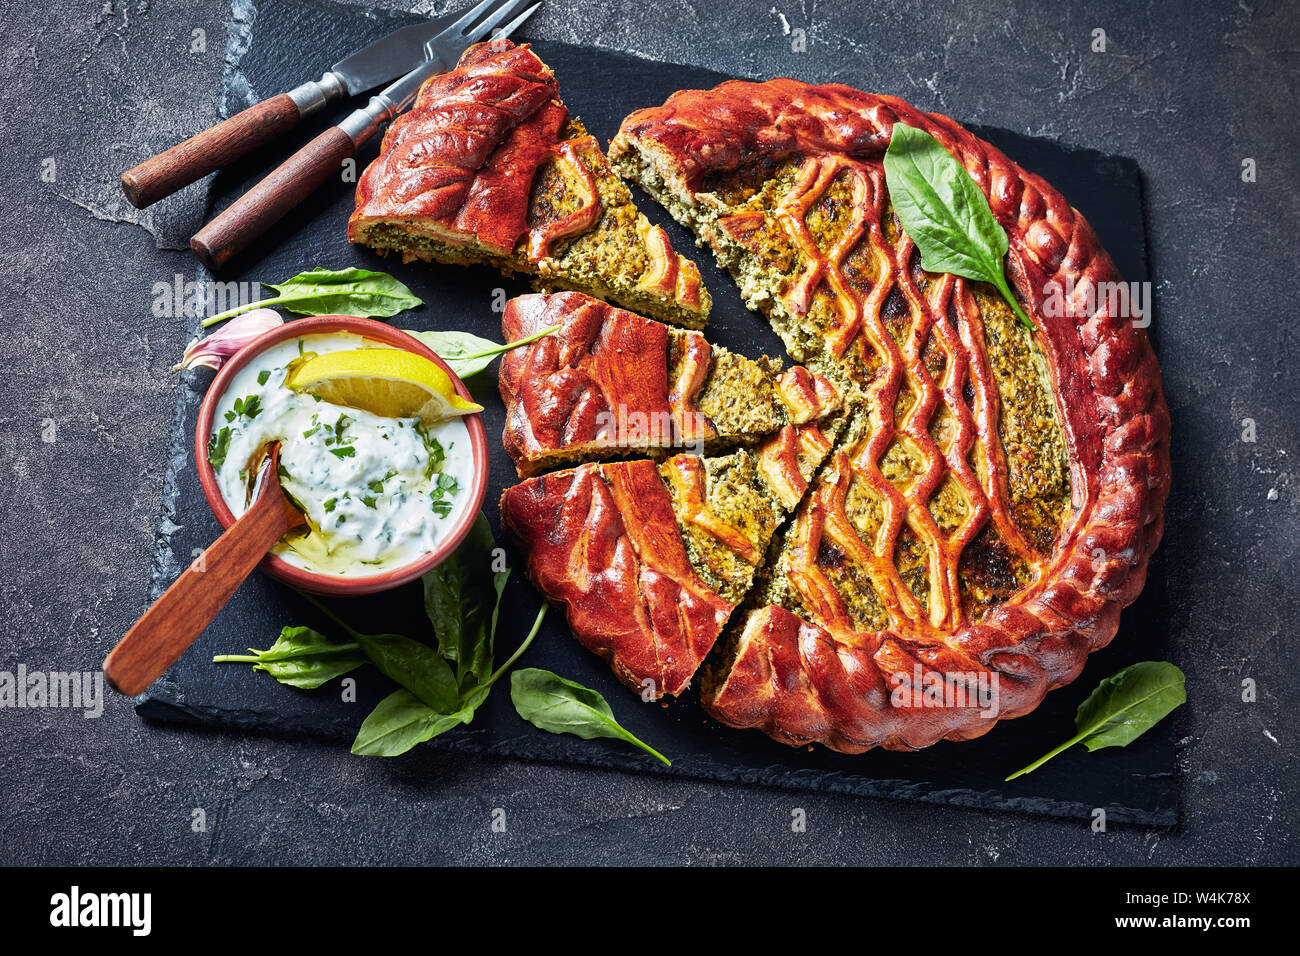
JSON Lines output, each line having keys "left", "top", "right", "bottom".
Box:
{"left": 510, "top": 668, "right": 671, "bottom": 766}
{"left": 207, "top": 426, "right": 232, "bottom": 469}
{"left": 212, "top": 626, "right": 364, "bottom": 689}
{"left": 1005, "top": 661, "right": 1186, "bottom": 781}
{"left": 202, "top": 268, "right": 423, "bottom": 327}
{"left": 351, "top": 691, "right": 475, "bottom": 757}
{"left": 883, "top": 123, "right": 1034, "bottom": 334}
{"left": 404, "top": 323, "right": 561, "bottom": 379}
{"left": 423, "top": 514, "right": 508, "bottom": 688}
{"left": 323, "top": 497, "right": 337, "bottom": 512}
{"left": 257, "top": 369, "right": 271, "bottom": 385}
{"left": 227, "top": 514, "right": 545, "bottom": 759}
{"left": 367, "top": 478, "right": 385, "bottom": 494}
{"left": 430, "top": 499, "right": 452, "bottom": 518}
{"left": 416, "top": 427, "right": 447, "bottom": 478}
{"left": 294, "top": 591, "right": 458, "bottom": 713}
{"left": 302, "top": 425, "right": 320, "bottom": 438}
{"left": 329, "top": 446, "right": 356, "bottom": 459}
{"left": 232, "top": 394, "right": 262, "bottom": 419}
{"left": 351, "top": 599, "right": 547, "bottom": 757}
{"left": 361, "top": 495, "right": 377, "bottom": 509}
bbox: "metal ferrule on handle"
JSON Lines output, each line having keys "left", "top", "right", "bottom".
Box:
{"left": 338, "top": 93, "right": 401, "bottom": 147}
{"left": 286, "top": 71, "right": 350, "bottom": 118}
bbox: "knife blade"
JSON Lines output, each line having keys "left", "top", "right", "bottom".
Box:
{"left": 190, "top": 0, "right": 541, "bottom": 272}
{"left": 120, "top": 12, "right": 459, "bottom": 209}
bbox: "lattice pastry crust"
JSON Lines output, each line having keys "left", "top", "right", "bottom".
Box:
{"left": 611, "top": 80, "right": 1170, "bottom": 751}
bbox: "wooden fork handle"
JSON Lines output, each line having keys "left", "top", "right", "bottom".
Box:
{"left": 104, "top": 487, "right": 290, "bottom": 697}
{"left": 121, "top": 94, "right": 304, "bottom": 209}
{"left": 190, "top": 125, "right": 357, "bottom": 272}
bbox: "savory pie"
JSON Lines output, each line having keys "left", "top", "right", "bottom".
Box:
{"left": 499, "top": 291, "right": 841, "bottom": 476}
{"left": 606, "top": 81, "right": 1170, "bottom": 751}
{"left": 499, "top": 425, "right": 837, "bottom": 697}
{"left": 348, "top": 40, "right": 710, "bottom": 328}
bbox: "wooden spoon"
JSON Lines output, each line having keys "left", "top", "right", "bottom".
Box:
{"left": 104, "top": 442, "right": 307, "bottom": 696}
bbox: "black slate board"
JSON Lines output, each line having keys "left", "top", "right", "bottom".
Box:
{"left": 139, "top": 0, "right": 1175, "bottom": 825}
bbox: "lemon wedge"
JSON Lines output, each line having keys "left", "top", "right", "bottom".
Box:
{"left": 285, "top": 348, "right": 483, "bottom": 425}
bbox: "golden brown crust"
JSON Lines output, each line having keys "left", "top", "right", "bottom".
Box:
{"left": 498, "top": 291, "right": 839, "bottom": 476}
{"left": 614, "top": 80, "right": 1171, "bottom": 752}
{"left": 349, "top": 40, "right": 710, "bottom": 326}
{"left": 499, "top": 459, "right": 734, "bottom": 698}
{"left": 351, "top": 41, "right": 561, "bottom": 254}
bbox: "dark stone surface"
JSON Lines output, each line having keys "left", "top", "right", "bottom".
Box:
{"left": 1, "top": 0, "right": 1295, "bottom": 865}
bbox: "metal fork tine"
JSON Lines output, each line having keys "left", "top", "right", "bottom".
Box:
{"left": 462, "top": 0, "right": 534, "bottom": 43}
{"left": 443, "top": 0, "right": 505, "bottom": 38}
{"left": 481, "top": 1, "right": 541, "bottom": 43}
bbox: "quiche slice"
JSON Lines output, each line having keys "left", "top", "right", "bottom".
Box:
{"left": 498, "top": 291, "right": 841, "bottom": 476}
{"left": 499, "top": 421, "right": 839, "bottom": 698}
{"left": 610, "top": 82, "right": 1170, "bottom": 752}
{"left": 348, "top": 40, "right": 710, "bottom": 328}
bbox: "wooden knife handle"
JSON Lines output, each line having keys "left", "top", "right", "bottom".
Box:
{"left": 190, "top": 126, "right": 357, "bottom": 272}
{"left": 121, "top": 94, "right": 303, "bottom": 209}
{"left": 103, "top": 484, "right": 290, "bottom": 697}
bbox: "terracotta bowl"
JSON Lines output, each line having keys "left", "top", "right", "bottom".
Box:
{"left": 194, "top": 314, "right": 489, "bottom": 596}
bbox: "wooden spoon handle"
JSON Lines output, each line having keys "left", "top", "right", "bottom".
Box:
{"left": 189, "top": 126, "right": 357, "bottom": 272}
{"left": 121, "top": 94, "right": 303, "bottom": 209}
{"left": 104, "top": 487, "right": 290, "bottom": 696}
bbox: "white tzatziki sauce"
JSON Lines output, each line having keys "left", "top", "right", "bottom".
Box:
{"left": 208, "top": 332, "right": 475, "bottom": 577}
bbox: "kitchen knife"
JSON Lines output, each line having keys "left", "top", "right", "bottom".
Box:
{"left": 190, "top": 0, "right": 540, "bottom": 272}
{"left": 120, "top": 13, "right": 460, "bottom": 209}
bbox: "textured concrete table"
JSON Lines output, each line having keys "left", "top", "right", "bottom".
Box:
{"left": 0, "top": 0, "right": 1295, "bottom": 865}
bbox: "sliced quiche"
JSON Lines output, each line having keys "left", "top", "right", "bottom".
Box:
{"left": 348, "top": 40, "right": 710, "bottom": 328}
{"left": 498, "top": 291, "right": 841, "bottom": 476}
{"left": 499, "top": 425, "right": 837, "bottom": 698}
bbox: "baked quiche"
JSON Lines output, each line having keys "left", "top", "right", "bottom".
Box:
{"left": 500, "top": 425, "right": 838, "bottom": 698}
{"left": 499, "top": 291, "right": 841, "bottom": 476}
{"left": 606, "top": 81, "right": 1170, "bottom": 752}
{"left": 348, "top": 40, "right": 710, "bottom": 328}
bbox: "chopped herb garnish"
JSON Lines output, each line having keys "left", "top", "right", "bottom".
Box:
{"left": 323, "top": 497, "right": 338, "bottom": 513}
{"left": 207, "top": 426, "right": 232, "bottom": 469}
{"left": 361, "top": 496, "right": 378, "bottom": 509}
{"left": 257, "top": 369, "right": 271, "bottom": 386}
{"left": 416, "top": 425, "right": 447, "bottom": 478}
{"left": 367, "top": 479, "right": 385, "bottom": 494}
{"left": 437, "top": 474, "right": 458, "bottom": 494}
{"left": 302, "top": 425, "right": 320, "bottom": 438}
{"left": 329, "top": 446, "right": 356, "bottom": 459}
{"left": 276, "top": 464, "right": 291, "bottom": 480}
{"left": 431, "top": 499, "right": 453, "bottom": 518}
{"left": 232, "top": 395, "right": 262, "bottom": 419}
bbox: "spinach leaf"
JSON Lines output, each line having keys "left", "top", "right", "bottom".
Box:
{"left": 510, "top": 668, "right": 671, "bottom": 766}
{"left": 212, "top": 626, "right": 364, "bottom": 689}
{"left": 404, "top": 322, "right": 560, "bottom": 379}
{"left": 1005, "top": 661, "right": 1186, "bottom": 780}
{"left": 883, "top": 123, "right": 1035, "bottom": 334}
{"left": 351, "top": 689, "right": 475, "bottom": 757}
{"left": 352, "top": 601, "right": 548, "bottom": 757}
{"left": 223, "top": 512, "right": 547, "bottom": 758}
{"left": 295, "top": 591, "right": 458, "bottom": 712}
{"left": 202, "top": 267, "right": 422, "bottom": 328}
{"left": 423, "top": 513, "right": 508, "bottom": 689}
